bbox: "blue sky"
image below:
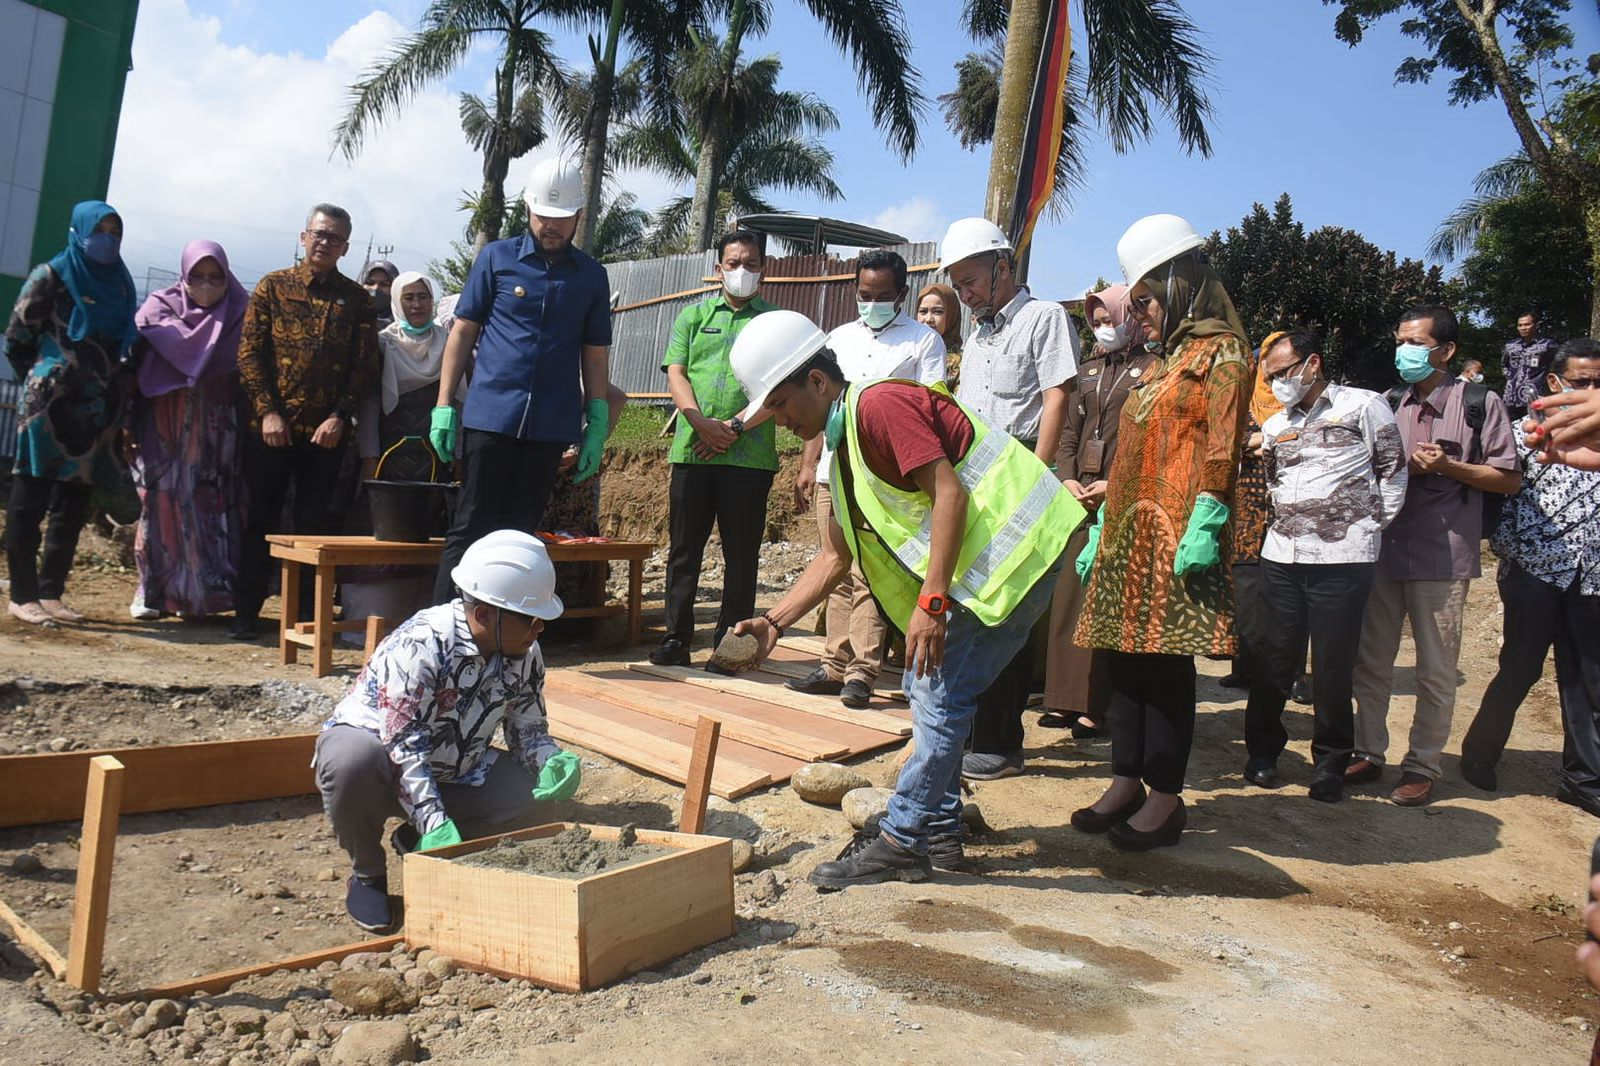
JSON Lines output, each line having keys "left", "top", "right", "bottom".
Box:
{"left": 114, "top": 0, "right": 1600, "bottom": 305}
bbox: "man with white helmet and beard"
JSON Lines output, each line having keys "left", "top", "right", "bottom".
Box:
{"left": 428, "top": 158, "right": 615, "bottom": 604}
{"left": 728, "top": 310, "right": 1084, "bottom": 888}
{"left": 315, "top": 530, "right": 582, "bottom": 930}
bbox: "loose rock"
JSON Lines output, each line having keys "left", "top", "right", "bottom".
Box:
{"left": 840, "top": 787, "right": 893, "bottom": 829}
{"left": 328, "top": 972, "right": 420, "bottom": 1016}
{"left": 729, "top": 838, "right": 754, "bottom": 873}
{"left": 218, "top": 1005, "right": 267, "bottom": 1034}
{"left": 340, "top": 952, "right": 383, "bottom": 972}
{"left": 402, "top": 967, "right": 439, "bottom": 991}
{"left": 144, "top": 998, "right": 185, "bottom": 1029}
{"left": 287, "top": 1051, "right": 322, "bottom": 1066}
{"left": 10, "top": 853, "right": 43, "bottom": 875}
{"left": 791, "top": 763, "right": 872, "bottom": 806}
{"left": 331, "top": 1020, "right": 418, "bottom": 1065}
{"left": 747, "top": 869, "right": 782, "bottom": 904}
{"left": 424, "top": 956, "right": 456, "bottom": 981}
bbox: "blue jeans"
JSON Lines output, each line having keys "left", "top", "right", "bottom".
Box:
{"left": 882, "top": 556, "right": 1063, "bottom": 852}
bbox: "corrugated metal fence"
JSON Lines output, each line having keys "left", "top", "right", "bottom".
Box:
{"left": 606, "top": 241, "right": 940, "bottom": 400}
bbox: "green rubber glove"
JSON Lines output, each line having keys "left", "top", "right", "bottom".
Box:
{"left": 1075, "top": 510, "right": 1103, "bottom": 583}
{"left": 1173, "top": 494, "right": 1230, "bottom": 576}
{"left": 573, "top": 398, "right": 610, "bottom": 484}
{"left": 428, "top": 405, "right": 459, "bottom": 464}
{"left": 419, "top": 818, "right": 462, "bottom": 852}
{"left": 532, "top": 751, "right": 582, "bottom": 802}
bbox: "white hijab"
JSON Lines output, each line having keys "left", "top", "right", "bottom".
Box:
{"left": 378, "top": 272, "right": 450, "bottom": 414}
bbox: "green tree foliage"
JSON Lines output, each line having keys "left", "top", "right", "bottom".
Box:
{"left": 1206, "top": 195, "right": 1446, "bottom": 389}
{"left": 1454, "top": 182, "right": 1593, "bottom": 339}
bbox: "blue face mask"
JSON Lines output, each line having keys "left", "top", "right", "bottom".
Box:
{"left": 824, "top": 393, "right": 846, "bottom": 450}
{"left": 83, "top": 231, "right": 121, "bottom": 265}
{"left": 1395, "top": 343, "right": 1437, "bottom": 383}
{"left": 400, "top": 319, "right": 435, "bottom": 337}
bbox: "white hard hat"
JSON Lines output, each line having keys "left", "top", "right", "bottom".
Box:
{"left": 451, "top": 530, "right": 564, "bottom": 620}
{"left": 939, "top": 217, "right": 1012, "bottom": 269}
{"left": 1117, "top": 213, "right": 1205, "bottom": 286}
{"left": 523, "top": 158, "right": 583, "bottom": 219}
{"left": 730, "top": 309, "right": 828, "bottom": 423}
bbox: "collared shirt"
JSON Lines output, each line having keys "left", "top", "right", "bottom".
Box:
{"left": 324, "top": 600, "right": 559, "bottom": 834}
{"left": 1261, "top": 383, "right": 1409, "bottom": 565}
{"left": 1056, "top": 344, "right": 1157, "bottom": 482}
{"left": 1501, "top": 335, "right": 1558, "bottom": 411}
{"left": 954, "top": 286, "right": 1078, "bottom": 441}
{"left": 1380, "top": 375, "right": 1519, "bottom": 581}
{"left": 662, "top": 292, "right": 778, "bottom": 470}
{"left": 236, "top": 262, "right": 379, "bottom": 435}
{"left": 455, "top": 235, "right": 612, "bottom": 443}
{"left": 816, "top": 310, "right": 946, "bottom": 484}
{"left": 1492, "top": 440, "right": 1600, "bottom": 595}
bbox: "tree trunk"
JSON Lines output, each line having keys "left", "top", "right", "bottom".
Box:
{"left": 473, "top": 149, "right": 510, "bottom": 256}
{"left": 575, "top": 0, "right": 627, "bottom": 251}
{"left": 689, "top": 127, "right": 725, "bottom": 252}
{"left": 984, "top": 0, "right": 1048, "bottom": 234}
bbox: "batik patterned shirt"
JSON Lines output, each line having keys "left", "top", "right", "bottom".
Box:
{"left": 1491, "top": 440, "right": 1600, "bottom": 595}
{"left": 1501, "top": 335, "right": 1558, "bottom": 412}
{"left": 324, "top": 601, "right": 560, "bottom": 833}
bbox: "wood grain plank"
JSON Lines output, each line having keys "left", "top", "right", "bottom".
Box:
{"left": 0, "top": 897, "right": 66, "bottom": 977}
{"left": 67, "top": 756, "right": 125, "bottom": 992}
{"left": 546, "top": 696, "right": 772, "bottom": 799}
{"left": 678, "top": 718, "right": 720, "bottom": 834}
{"left": 553, "top": 694, "right": 805, "bottom": 781}
{"left": 628, "top": 664, "right": 913, "bottom": 736}
{"left": 126, "top": 935, "right": 405, "bottom": 999}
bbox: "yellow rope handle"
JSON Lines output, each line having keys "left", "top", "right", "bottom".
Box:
{"left": 373, "top": 435, "right": 438, "bottom": 483}
{"left": 609, "top": 261, "right": 940, "bottom": 314}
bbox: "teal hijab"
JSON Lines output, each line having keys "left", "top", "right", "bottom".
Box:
{"left": 47, "top": 200, "right": 138, "bottom": 353}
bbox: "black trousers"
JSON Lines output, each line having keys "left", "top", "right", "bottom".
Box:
{"left": 1242, "top": 559, "right": 1374, "bottom": 777}
{"left": 662, "top": 463, "right": 774, "bottom": 646}
{"left": 236, "top": 434, "right": 348, "bottom": 622}
{"left": 432, "top": 429, "right": 567, "bottom": 604}
{"left": 5, "top": 475, "right": 92, "bottom": 603}
{"left": 1463, "top": 559, "right": 1600, "bottom": 795}
{"left": 1107, "top": 650, "right": 1197, "bottom": 795}
{"left": 968, "top": 646, "right": 1034, "bottom": 755}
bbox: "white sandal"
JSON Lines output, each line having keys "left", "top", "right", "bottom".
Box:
{"left": 38, "top": 599, "right": 85, "bottom": 623}
{"left": 8, "top": 602, "right": 56, "bottom": 626}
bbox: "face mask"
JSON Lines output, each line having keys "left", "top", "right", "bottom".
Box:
{"left": 858, "top": 301, "right": 896, "bottom": 330}
{"left": 83, "top": 231, "right": 121, "bottom": 265}
{"left": 824, "top": 392, "right": 846, "bottom": 449}
{"left": 1093, "top": 323, "right": 1126, "bottom": 349}
{"left": 1395, "top": 343, "right": 1436, "bottom": 383}
{"left": 722, "top": 267, "right": 760, "bottom": 300}
{"left": 400, "top": 319, "right": 435, "bottom": 337}
{"left": 1469, "top": 373, "right": 1484, "bottom": 384}
{"left": 1270, "top": 363, "right": 1312, "bottom": 407}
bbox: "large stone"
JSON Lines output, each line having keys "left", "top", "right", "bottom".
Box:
{"left": 330, "top": 1020, "right": 417, "bottom": 1066}
{"left": 401, "top": 967, "right": 439, "bottom": 992}
{"left": 423, "top": 956, "right": 456, "bottom": 981}
{"left": 728, "top": 839, "right": 754, "bottom": 873}
{"left": 144, "top": 998, "right": 185, "bottom": 1029}
{"left": 339, "top": 952, "right": 384, "bottom": 972}
{"left": 840, "top": 787, "right": 893, "bottom": 829}
{"left": 265, "top": 1012, "right": 307, "bottom": 1050}
{"left": 790, "top": 763, "right": 871, "bottom": 806}
{"left": 217, "top": 1006, "right": 267, "bottom": 1035}
{"left": 328, "top": 972, "right": 419, "bottom": 1016}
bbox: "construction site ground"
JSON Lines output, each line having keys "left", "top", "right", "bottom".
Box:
{"left": 1, "top": 515, "right": 1596, "bottom": 1065}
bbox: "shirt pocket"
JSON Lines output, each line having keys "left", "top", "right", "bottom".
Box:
{"left": 985, "top": 355, "right": 1035, "bottom": 398}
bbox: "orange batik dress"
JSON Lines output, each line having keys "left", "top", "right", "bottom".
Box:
{"left": 1075, "top": 332, "right": 1251, "bottom": 656}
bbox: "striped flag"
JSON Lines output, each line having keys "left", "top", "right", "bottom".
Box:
{"left": 1007, "top": 0, "right": 1073, "bottom": 257}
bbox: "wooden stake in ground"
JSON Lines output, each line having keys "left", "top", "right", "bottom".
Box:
{"left": 67, "top": 754, "right": 125, "bottom": 993}
{"left": 678, "top": 717, "right": 721, "bottom": 834}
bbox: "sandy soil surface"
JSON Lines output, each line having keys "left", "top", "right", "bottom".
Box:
{"left": 0, "top": 517, "right": 1596, "bottom": 1065}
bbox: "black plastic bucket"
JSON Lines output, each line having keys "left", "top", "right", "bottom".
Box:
{"left": 364, "top": 436, "right": 456, "bottom": 543}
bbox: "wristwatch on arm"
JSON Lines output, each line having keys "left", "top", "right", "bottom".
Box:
{"left": 917, "top": 591, "right": 948, "bottom": 616}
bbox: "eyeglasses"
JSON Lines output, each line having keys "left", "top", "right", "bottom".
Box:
{"left": 1557, "top": 375, "right": 1600, "bottom": 391}
{"left": 1264, "top": 359, "right": 1309, "bottom": 383}
{"left": 1130, "top": 293, "right": 1155, "bottom": 311}
{"left": 304, "top": 230, "right": 349, "bottom": 246}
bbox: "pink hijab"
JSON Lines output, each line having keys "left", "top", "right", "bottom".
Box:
{"left": 134, "top": 240, "right": 249, "bottom": 397}
{"left": 1084, "top": 283, "right": 1145, "bottom": 354}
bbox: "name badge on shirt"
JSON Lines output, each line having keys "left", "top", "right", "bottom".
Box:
{"left": 1079, "top": 439, "right": 1106, "bottom": 475}
{"left": 700, "top": 327, "right": 723, "bottom": 335}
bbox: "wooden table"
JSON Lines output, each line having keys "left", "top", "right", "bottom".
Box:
{"left": 266, "top": 534, "right": 657, "bottom": 677}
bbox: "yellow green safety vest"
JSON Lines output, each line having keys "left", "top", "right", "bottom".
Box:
{"left": 833, "top": 380, "right": 1084, "bottom": 628}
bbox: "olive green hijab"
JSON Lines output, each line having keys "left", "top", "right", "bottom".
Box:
{"left": 1137, "top": 254, "right": 1248, "bottom": 355}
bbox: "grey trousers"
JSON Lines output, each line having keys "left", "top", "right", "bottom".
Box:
{"left": 315, "top": 724, "right": 542, "bottom": 879}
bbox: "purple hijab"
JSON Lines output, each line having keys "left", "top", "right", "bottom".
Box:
{"left": 134, "top": 240, "right": 249, "bottom": 397}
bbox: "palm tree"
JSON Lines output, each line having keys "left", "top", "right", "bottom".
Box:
{"left": 589, "top": 192, "right": 655, "bottom": 262}
{"left": 1427, "top": 154, "right": 1537, "bottom": 261}
{"left": 332, "top": 1, "right": 579, "bottom": 254}
{"left": 612, "top": 49, "right": 842, "bottom": 250}
{"left": 673, "top": 0, "right": 922, "bottom": 250}
{"left": 940, "top": 0, "right": 1214, "bottom": 225}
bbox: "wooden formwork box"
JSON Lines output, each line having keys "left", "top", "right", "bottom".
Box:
{"left": 403, "top": 822, "right": 734, "bottom": 991}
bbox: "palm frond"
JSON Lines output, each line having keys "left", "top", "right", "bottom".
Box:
{"left": 937, "top": 43, "right": 1003, "bottom": 149}
{"left": 1078, "top": 0, "right": 1214, "bottom": 157}
{"left": 961, "top": 0, "right": 1008, "bottom": 41}
{"left": 798, "top": 0, "right": 924, "bottom": 159}
{"left": 332, "top": 26, "right": 473, "bottom": 159}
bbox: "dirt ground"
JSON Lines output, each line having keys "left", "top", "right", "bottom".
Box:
{"left": 1, "top": 515, "right": 1597, "bottom": 1065}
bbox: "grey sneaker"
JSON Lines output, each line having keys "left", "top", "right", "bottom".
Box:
{"left": 809, "top": 833, "right": 930, "bottom": 890}
{"left": 961, "top": 751, "right": 1024, "bottom": 780}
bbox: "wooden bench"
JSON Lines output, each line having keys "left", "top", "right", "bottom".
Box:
{"left": 265, "top": 534, "right": 657, "bottom": 677}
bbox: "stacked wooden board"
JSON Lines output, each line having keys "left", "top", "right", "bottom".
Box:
{"left": 543, "top": 638, "right": 913, "bottom": 800}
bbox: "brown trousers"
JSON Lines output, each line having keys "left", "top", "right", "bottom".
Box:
{"left": 815, "top": 483, "right": 888, "bottom": 685}
{"left": 1043, "top": 519, "right": 1106, "bottom": 717}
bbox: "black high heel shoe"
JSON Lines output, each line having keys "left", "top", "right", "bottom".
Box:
{"left": 1070, "top": 785, "right": 1147, "bottom": 834}
{"left": 1108, "top": 797, "right": 1186, "bottom": 851}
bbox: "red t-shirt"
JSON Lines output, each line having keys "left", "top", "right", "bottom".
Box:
{"left": 851, "top": 381, "right": 975, "bottom": 491}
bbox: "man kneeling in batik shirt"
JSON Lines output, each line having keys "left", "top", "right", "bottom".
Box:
{"left": 314, "top": 530, "right": 580, "bottom": 930}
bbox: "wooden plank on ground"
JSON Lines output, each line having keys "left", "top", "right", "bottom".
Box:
{"left": 629, "top": 663, "right": 913, "bottom": 736}
{"left": 678, "top": 718, "right": 720, "bottom": 834}
{"left": 67, "top": 755, "right": 125, "bottom": 993}
{"left": 546, "top": 694, "right": 773, "bottom": 799}
{"left": 126, "top": 935, "right": 405, "bottom": 999}
{"left": 582, "top": 668, "right": 905, "bottom": 756}
{"left": 0, "top": 735, "right": 317, "bottom": 829}
{"left": 547, "top": 669, "right": 850, "bottom": 761}
{"left": 0, "top": 896, "right": 66, "bottom": 977}
{"left": 776, "top": 634, "right": 829, "bottom": 657}
{"left": 763, "top": 643, "right": 907, "bottom": 694}
{"left": 554, "top": 694, "right": 805, "bottom": 782}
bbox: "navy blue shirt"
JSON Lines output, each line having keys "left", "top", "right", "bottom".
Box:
{"left": 455, "top": 234, "right": 612, "bottom": 442}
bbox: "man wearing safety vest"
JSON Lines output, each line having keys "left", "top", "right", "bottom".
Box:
{"left": 730, "top": 310, "right": 1086, "bottom": 889}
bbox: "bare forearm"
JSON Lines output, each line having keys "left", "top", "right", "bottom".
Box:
{"left": 913, "top": 463, "right": 967, "bottom": 597}
{"left": 1442, "top": 460, "right": 1521, "bottom": 495}
{"left": 666, "top": 365, "right": 701, "bottom": 418}
{"left": 764, "top": 544, "right": 852, "bottom": 631}
{"left": 436, "top": 320, "right": 481, "bottom": 406}
{"left": 581, "top": 345, "right": 609, "bottom": 405}
{"left": 1035, "top": 384, "right": 1070, "bottom": 465}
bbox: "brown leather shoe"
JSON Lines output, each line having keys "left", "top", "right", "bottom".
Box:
{"left": 1344, "top": 757, "right": 1382, "bottom": 785}
{"left": 1390, "top": 771, "right": 1434, "bottom": 807}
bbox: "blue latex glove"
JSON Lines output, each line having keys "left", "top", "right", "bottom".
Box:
{"left": 1075, "top": 510, "right": 1103, "bottom": 583}
{"left": 1173, "top": 494, "right": 1230, "bottom": 576}
{"left": 428, "top": 405, "right": 459, "bottom": 464}
{"left": 532, "top": 751, "right": 582, "bottom": 802}
{"left": 419, "top": 818, "right": 462, "bottom": 852}
{"left": 573, "top": 398, "right": 610, "bottom": 484}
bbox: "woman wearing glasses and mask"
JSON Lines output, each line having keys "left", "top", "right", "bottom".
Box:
{"left": 1071, "top": 214, "right": 1251, "bottom": 850}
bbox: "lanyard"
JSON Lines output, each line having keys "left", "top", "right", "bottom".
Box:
{"left": 1089, "top": 352, "right": 1134, "bottom": 441}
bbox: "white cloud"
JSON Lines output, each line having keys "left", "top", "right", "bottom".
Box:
{"left": 866, "top": 196, "right": 948, "bottom": 246}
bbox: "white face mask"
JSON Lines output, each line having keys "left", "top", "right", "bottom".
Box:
{"left": 722, "top": 266, "right": 760, "bottom": 299}
{"left": 1270, "top": 362, "right": 1313, "bottom": 407}
{"left": 1093, "top": 323, "right": 1126, "bottom": 350}
{"left": 858, "top": 300, "right": 897, "bottom": 330}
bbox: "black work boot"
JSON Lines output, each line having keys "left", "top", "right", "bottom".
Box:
{"left": 809, "top": 831, "right": 930, "bottom": 890}
{"left": 862, "top": 812, "right": 965, "bottom": 872}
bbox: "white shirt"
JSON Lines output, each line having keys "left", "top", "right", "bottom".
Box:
{"left": 816, "top": 311, "right": 947, "bottom": 484}
{"left": 955, "top": 286, "right": 1079, "bottom": 441}
{"left": 1260, "top": 383, "right": 1409, "bottom": 565}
